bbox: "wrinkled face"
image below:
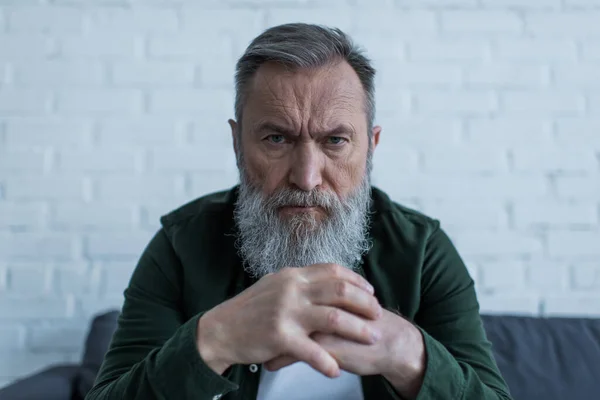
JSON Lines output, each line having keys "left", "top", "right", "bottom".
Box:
{"left": 230, "top": 60, "right": 380, "bottom": 277}
{"left": 233, "top": 60, "right": 379, "bottom": 219}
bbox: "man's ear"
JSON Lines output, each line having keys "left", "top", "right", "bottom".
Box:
{"left": 371, "top": 125, "right": 382, "bottom": 150}
{"left": 228, "top": 119, "right": 239, "bottom": 155}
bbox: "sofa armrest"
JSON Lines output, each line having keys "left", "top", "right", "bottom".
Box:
{"left": 0, "top": 364, "right": 80, "bottom": 400}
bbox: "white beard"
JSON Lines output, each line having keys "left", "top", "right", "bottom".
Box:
{"left": 233, "top": 167, "right": 373, "bottom": 279}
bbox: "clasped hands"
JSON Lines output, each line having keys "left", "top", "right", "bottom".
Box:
{"left": 197, "top": 263, "right": 426, "bottom": 398}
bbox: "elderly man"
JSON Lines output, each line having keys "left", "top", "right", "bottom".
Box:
{"left": 86, "top": 24, "right": 512, "bottom": 400}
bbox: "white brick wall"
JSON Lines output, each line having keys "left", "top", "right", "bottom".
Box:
{"left": 0, "top": 0, "right": 599, "bottom": 388}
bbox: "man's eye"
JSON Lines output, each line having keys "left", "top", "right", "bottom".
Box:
{"left": 267, "top": 135, "right": 285, "bottom": 144}
{"left": 327, "top": 136, "right": 346, "bottom": 145}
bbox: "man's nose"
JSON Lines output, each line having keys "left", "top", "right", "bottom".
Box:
{"left": 288, "top": 144, "right": 323, "bottom": 192}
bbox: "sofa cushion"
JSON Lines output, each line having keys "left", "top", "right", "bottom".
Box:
{"left": 482, "top": 314, "right": 600, "bottom": 400}
{"left": 76, "top": 310, "right": 120, "bottom": 398}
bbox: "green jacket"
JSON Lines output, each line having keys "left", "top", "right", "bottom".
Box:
{"left": 86, "top": 187, "right": 512, "bottom": 400}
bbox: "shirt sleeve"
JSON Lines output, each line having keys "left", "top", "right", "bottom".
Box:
{"left": 404, "top": 224, "right": 514, "bottom": 400}
{"left": 85, "top": 229, "right": 239, "bottom": 400}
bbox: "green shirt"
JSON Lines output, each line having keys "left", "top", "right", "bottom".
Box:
{"left": 86, "top": 186, "right": 512, "bottom": 400}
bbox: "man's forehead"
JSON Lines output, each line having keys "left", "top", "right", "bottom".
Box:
{"left": 249, "top": 61, "right": 364, "bottom": 105}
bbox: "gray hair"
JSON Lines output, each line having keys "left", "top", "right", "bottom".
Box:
{"left": 234, "top": 23, "right": 376, "bottom": 135}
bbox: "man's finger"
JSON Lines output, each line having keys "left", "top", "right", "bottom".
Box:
{"left": 305, "top": 306, "right": 380, "bottom": 345}
{"left": 302, "top": 263, "right": 374, "bottom": 294}
{"left": 264, "top": 355, "right": 297, "bottom": 371}
{"left": 308, "top": 280, "right": 382, "bottom": 320}
{"left": 283, "top": 336, "right": 340, "bottom": 378}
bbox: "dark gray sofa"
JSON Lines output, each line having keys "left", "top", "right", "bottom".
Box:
{"left": 1, "top": 311, "right": 599, "bottom": 400}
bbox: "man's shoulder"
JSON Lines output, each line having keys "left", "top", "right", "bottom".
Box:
{"left": 159, "top": 186, "right": 238, "bottom": 230}
{"left": 371, "top": 186, "right": 440, "bottom": 239}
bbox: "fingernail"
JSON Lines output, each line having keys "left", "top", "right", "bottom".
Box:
{"left": 365, "top": 283, "right": 374, "bottom": 293}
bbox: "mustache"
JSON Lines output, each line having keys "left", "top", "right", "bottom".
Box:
{"left": 263, "top": 188, "right": 339, "bottom": 210}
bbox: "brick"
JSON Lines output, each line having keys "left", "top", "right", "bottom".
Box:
{"left": 373, "top": 117, "right": 463, "bottom": 147}
{"left": 97, "top": 118, "right": 185, "bottom": 147}
{"left": 151, "top": 147, "right": 236, "bottom": 172}
{"left": 51, "top": 203, "right": 136, "bottom": 230}
{"left": 85, "top": 232, "right": 153, "bottom": 258}
{"left": 351, "top": 34, "right": 405, "bottom": 61}
{"left": 441, "top": 11, "right": 522, "bottom": 33}
{"left": 197, "top": 58, "right": 236, "bottom": 88}
{"left": 554, "top": 65, "right": 600, "bottom": 87}
{"left": 7, "top": 263, "right": 52, "bottom": 295}
{"left": 493, "top": 39, "right": 577, "bottom": 61}
{"left": 266, "top": 9, "right": 353, "bottom": 33}
{"left": 111, "top": 62, "right": 195, "bottom": 86}
{"left": 526, "top": 261, "right": 570, "bottom": 292}
{"left": 500, "top": 91, "right": 584, "bottom": 115}
{"left": 571, "top": 263, "right": 600, "bottom": 290}
{"left": 452, "top": 231, "right": 543, "bottom": 257}
{"left": 526, "top": 13, "right": 600, "bottom": 36}
{"left": 0, "top": 203, "right": 44, "bottom": 229}
{"left": 86, "top": 8, "right": 178, "bottom": 33}
{"left": 190, "top": 171, "right": 241, "bottom": 197}
{"left": 420, "top": 201, "right": 508, "bottom": 229}
{"left": 372, "top": 148, "right": 419, "bottom": 178}
{"left": 422, "top": 147, "right": 509, "bottom": 173}
{"left": 355, "top": 10, "right": 437, "bottom": 34}
{"left": 0, "top": 325, "right": 25, "bottom": 350}
{"left": 149, "top": 89, "right": 233, "bottom": 114}
{"left": 0, "top": 296, "right": 72, "bottom": 319}
{"left": 9, "top": 7, "right": 84, "bottom": 33}
{"left": 53, "top": 262, "right": 97, "bottom": 296}
{"left": 467, "top": 118, "right": 553, "bottom": 145}
{"left": 555, "top": 118, "right": 600, "bottom": 148}
{"left": 380, "top": 174, "right": 549, "bottom": 201}
{"left": 544, "top": 295, "right": 600, "bottom": 316}
{"left": 547, "top": 231, "right": 600, "bottom": 257}
{"left": 77, "top": 295, "right": 124, "bottom": 319}
{"left": 102, "top": 261, "right": 136, "bottom": 295}
{"left": 375, "top": 89, "right": 412, "bottom": 115}
{"left": 5, "top": 118, "right": 92, "bottom": 148}
{"left": 0, "top": 89, "right": 50, "bottom": 113}
{"left": 4, "top": 176, "right": 84, "bottom": 201}
{"left": 0, "top": 149, "right": 47, "bottom": 172}
{"left": 26, "top": 324, "right": 86, "bottom": 351}
{"left": 0, "top": 34, "right": 51, "bottom": 59}
{"left": 397, "top": 0, "right": 477, "bottom": 5}
{"left": 141, "top": 204, "right": 174, "bottom": 230}
{"left": 513, "top": 202, "right": 598, "bottom": 227}
{"left": 479, "top": 261, "right": 526, "bottom": 291}
{"left": 183, "top": 7, "right": 264, "bottom": 35}
{"left": 478, "top": 294, "right": 540, "bottom": 315}
{"left": 407, "top": 39, "right": 489, "bottom": 62}
{"left": 565, "top": 0, "right": 600, "bottom": 5}
{"left": 13, "top": 61, "right": 105, "bottom": 87}
{"left": 415, "top": 91, "right": 496, "bottom": 115}
{"left": 59, "top": 33, "right": 139, "bottom": 58}
{"left": 466, "top": 64, "right": 548, "bottom": 87}
{"left": 56, "top": 150, "right": 137, "bottom": 173}
{"left": 582, "top": 41, "right": 600, "bottom": 60}
{"left": 589, "top": 94, "right": 600, "bottom": 114}
{"left": 481, "top": 0, "right": 560, "bottom": 7}
{"left": 148, "top": 34, "right": 234, "bottom": 59}
{"left": 0, "top": 233, "right": 76, "bottom": 261}
{"left": 555, "top": 176, "right": 600, "bottom": 199}
{"left": 56, "top": 90, "right": 142, "bottom": 114}
{"left": 379, "top": 63, "right": 462, "bottom": 87}
{"left": 513, "top": 148, "right": 597, "bottom": 172}
{"left": 94, "top": 175, "right": 186, "bottom": 202}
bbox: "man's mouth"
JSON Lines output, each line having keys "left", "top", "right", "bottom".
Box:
{"left": 279, "top": 205, "right": 321, "bottom": 214}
